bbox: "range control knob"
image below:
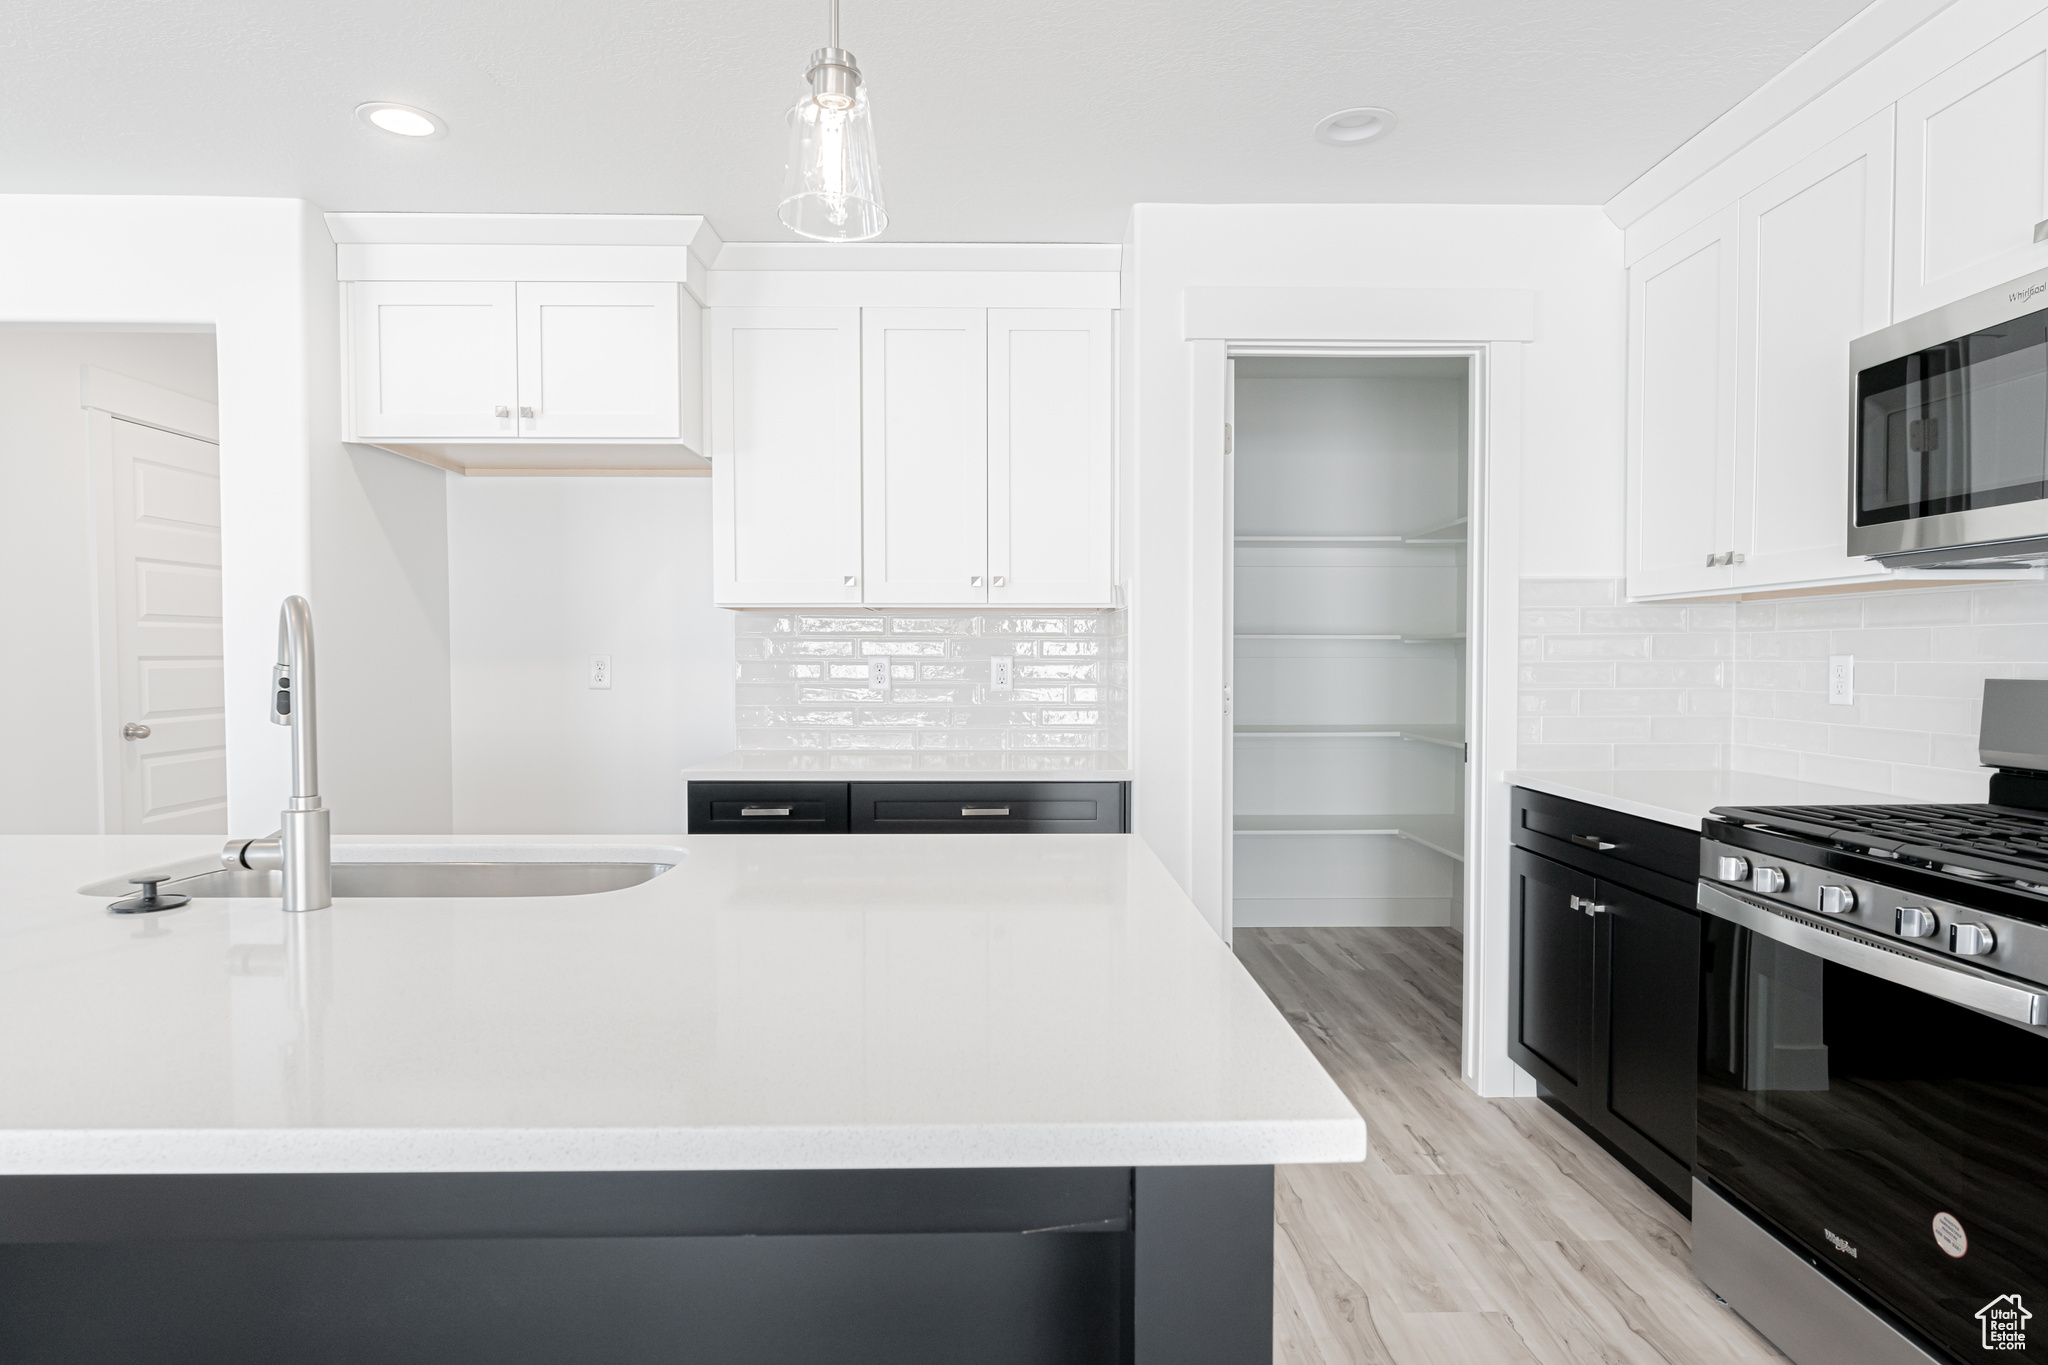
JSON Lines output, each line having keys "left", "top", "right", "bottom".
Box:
{"left": 1714, "top": 854, "right": 1751, "bottom": 882}
{"left": 1951, "top": 923, "right": 1997, "bottom": 956}
{"left": 1752, "top": 866, "right": 1788, "bottom": 894}
{"left": 1895, "top": 906, "right": 1938, "bottom": 939}
{"left": 1817, "top": 885, "right": 1856, "bottom": 915}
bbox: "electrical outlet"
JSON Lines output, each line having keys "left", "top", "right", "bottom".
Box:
{"left": 589, "top": 655, "right": 612, "bottom": 690}
{"left": 990, "top": 656, "right": 1013, "bottom": 691}
{"left": 866, "top": 659, "right": 889, "bottom": 691}
{"left": 1828, "top": 655, "right": 1854, "bottom": 706}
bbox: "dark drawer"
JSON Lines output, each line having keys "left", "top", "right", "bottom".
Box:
{"left": 1511, "top": 786, "right": 1698, "bottom": 905}
{"left": 687, "top": 782, "right": 849, "bottom": 834}
{"left": 850, "top": 782, "right": 1127, "bottom": 834}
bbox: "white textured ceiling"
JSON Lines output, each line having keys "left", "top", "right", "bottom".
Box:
{"left": 4, "top": 0, "right": 1873, "bottom": 242}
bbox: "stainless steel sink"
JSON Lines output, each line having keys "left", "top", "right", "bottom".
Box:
{"left": 161, "top": 861, "right": 672, "bottom": 899}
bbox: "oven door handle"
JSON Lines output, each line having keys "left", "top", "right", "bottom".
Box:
{"left": 1697, "top": 881, "right": 2048, "bottom": 1028}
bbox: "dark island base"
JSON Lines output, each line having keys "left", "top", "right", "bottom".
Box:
{"left": 0, "top": 1164, "right": 1272, "bottom": 1365}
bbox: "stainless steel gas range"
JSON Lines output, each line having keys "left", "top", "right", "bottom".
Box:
{"left": 1692, "top": 682, "right": 2048, "bottom": 1365}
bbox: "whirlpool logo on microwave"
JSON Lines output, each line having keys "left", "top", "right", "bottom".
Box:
{"left": 2010, "top": 281, "right": 2048, "bottom": 306}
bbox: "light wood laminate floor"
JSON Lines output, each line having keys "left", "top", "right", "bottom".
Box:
{"left": 1236, "top": 927, "right": 1787, "bottom": 1365}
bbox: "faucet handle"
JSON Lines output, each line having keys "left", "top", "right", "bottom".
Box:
{"left": 271, "top": 663, "right": 292, "bottom": 725}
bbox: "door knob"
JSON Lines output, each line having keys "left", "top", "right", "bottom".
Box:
{"left": 122, "top": 723, "right": 151, "bottom": 740}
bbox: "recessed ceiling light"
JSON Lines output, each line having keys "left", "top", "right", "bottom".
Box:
{"left": 1313, "top": 107, "right": 1398, "bottom": 147}
{"left": 355, "top": 102, "right": 447, "bottom": 140}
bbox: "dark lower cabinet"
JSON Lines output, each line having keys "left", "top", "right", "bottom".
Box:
{"left": 1509, "top": 787, "right": 1701, "bottom": 1212}
{"left": 686, "top": 782, "right": 851, "bottom": 834}
{"left": 1509, "top": 847, "right": 1598, "bottom": 1112}
{"left": 850, "top": 783, "right": 1125, "bottom": 834}
{"left": 688, "top": 782, "right": 1129, "bottom": 835}
{"left": 1599, "top": 881, "right": 1700, "bottom": 1180}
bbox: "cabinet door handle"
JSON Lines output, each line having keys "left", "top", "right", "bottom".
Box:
{"left": 962, "top": 806, "right": 1011, "bottom": 817}
{"left": 519, "top": 406, "right": 535, "bottom": 419}
{"left": 970, "top": 575, "right": 983, "bottom": 586}
{"left": 1570, "top": 895, "right": 1609, "bottom": 916}
{"left": 992, "top": 575, "right": 1006, "bottom": 587}
{"left": 1570, "top": 834, "right": 1618, "bottom": 851}
{"left": 740, "top": 806, "right": 793, "bottom": 817}
{"left": 843, "top": 575, "right": 857, "bottom": 587}
{"left": 495, "top": 406, "right": 511, "bottom": 419}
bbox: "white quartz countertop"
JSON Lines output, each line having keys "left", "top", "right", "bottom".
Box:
{"left": 0, "top": 833, "right": 1359, "bottom": 1176}
{"left": 1506, "top": 769, "right": 1919, "bottom": 831}
{"left": 683, "top": 751, "right": 1133, "bottom": 781}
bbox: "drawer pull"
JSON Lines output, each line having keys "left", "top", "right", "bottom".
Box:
{"left": 1570, "top": 834, "right": 1618, "bottom": 851}
{"left": 1570, "top": 895, "right": 1609, "bottom": 916}
{"left": 962, "top": 806, "right": 1011, "bottom": 817}
{"left": 740, "top": 806, "right": 793, "bottom": 817}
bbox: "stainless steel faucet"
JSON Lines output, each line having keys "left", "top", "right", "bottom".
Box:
{"left": 223, "top": 596, "right": 332, "bottom": 911}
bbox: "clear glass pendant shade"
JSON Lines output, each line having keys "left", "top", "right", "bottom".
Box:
{"left": 778, "top": 82, "right": 887, "bottom": 241}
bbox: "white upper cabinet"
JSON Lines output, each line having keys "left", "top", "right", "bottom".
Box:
{"left": 860, "top": 309, "right": 989, "bottom": 605}
{"left": 989, "top": 309, "right": 1115, "bottom": 607}
{"left": 708, "top": 304, "right": 1116, "bottom": 608}
{"left": 1894, "top": 11, "right": 2048, "bottom": 318}
{"left": 346, "top": 278, "right": 685, "bottom": 448}
{"left": 1627, "top": 206, "right": 1739, "bottom": 598}
{"left": 1732, "top": 111, "right": 1895, "bottom": 590}
{"left": 515, "top": 282, "right": 680, "bottom": 439}
{"left": 348, "top": 282, "right": 518, "bottom": 440}
{"left": 710, "top": 308, "right": 864, "bottom": 607}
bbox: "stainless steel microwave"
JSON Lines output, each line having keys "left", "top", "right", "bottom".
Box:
{"left": 1850, "top": 265, "right": 2048, "bottom": 569}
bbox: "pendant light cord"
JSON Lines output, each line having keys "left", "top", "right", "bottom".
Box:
{"left": 829, "top": 0, "right": 839, "bottom": 49}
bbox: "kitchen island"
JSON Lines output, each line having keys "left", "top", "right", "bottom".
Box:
{"left": 0, "top": 833, "right": 1361, "bottom": 1364}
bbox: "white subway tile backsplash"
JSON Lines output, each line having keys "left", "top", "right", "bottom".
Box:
{"left": 1543, "top": 716, "right": 1654, "bottom": 743}
{"left": 1518, "top": 575, "right": 2048, "bottom": 796}
{"left": 1520, "top": 578, "right": 1621, "bottom": 606}
{"left": 736, "top": 609, "right": 1126, "bottom": 753}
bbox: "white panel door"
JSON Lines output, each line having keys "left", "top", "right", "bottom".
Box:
{"left": 349, "top": 281, "right": 517, "bottom": 440}
{"left": 709, "top": 308, "right": 864, "bottom": 606}
{"left": 516, "top": 282, "right": 680, "bottom": 439}
{"left": 861, "top": 308, "right": 988, "bottom": 605}
{"left": 1627, "top": 205, "right": 1739, "bottom": 599}
{"left": 1895, "top": 11, "right": 2048, "bottom": 317}
{"left": 93, "top": 416, "right": 228, "bottom": 834}
{"left": 1733, "top": 111, "right": 1896, "bottom": 590}
{"left": 988, "top": 309, "right": 1115, "bottom": 607}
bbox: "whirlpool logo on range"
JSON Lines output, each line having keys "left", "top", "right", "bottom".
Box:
{"left": 1977, "top": 1294, "right": 2031, "bottom": 1352}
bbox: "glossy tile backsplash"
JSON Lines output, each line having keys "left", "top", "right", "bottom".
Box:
{"left": 735, "top": 610, "right": 1128, "bottom": 768}
{"left": 1519, "top": 575, "right": 2048, "bottom": 801}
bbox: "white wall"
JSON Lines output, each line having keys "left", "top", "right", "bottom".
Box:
{"left": 1122, "top": 204, "right": 1625, "bottom": 908}
{"left": 447, "top": 477, "right": 735, "bottom": 833}
{"left": 312, "top": 442, "right": 453, "bottom": 832}
{"left": 0, "top": 329, "right": 218, "bottom": 833}
{"left": 0, "top": 196, "right": 454, "bottom": 834}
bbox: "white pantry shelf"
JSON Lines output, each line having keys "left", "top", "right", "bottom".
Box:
{"left": 1233, "top": 813, "right": 1465, "bottom": 862}
{"left": 1233, "top": 633, "right": 1466, "bottom": 644}
{"left": 1234, "top": 516, "right": 1468, "bottom": 548}
{"left": 1233, "top": 724, "right": 1464, "bottom": 750}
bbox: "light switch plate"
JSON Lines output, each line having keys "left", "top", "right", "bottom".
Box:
{"left": 990, "top": 657, "right": 1013, "bottom": 691}
{"left": 1828, "top": 655, "right": 1854, "bottom": 706}
{"left": 589, "top": 655, "right": 612, "bottom": 690}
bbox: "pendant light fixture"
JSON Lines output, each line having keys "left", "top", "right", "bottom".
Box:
{"left": 778, "top": 0, "right": 887, "bottom": 242}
